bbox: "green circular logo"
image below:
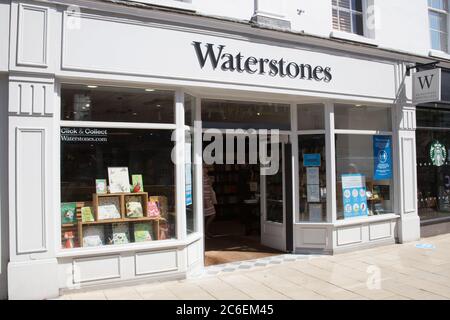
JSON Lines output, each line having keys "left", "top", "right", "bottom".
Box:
{"left": 430, "top": 140, "right": 447, "bottom": 167}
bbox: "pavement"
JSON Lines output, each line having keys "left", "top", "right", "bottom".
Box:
{"left": 59, "top": 234, "right": 450, "bottom": 300}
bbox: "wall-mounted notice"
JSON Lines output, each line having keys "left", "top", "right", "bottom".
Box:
{"left": 342, "top": 174, "right": 368, "bottom": 218}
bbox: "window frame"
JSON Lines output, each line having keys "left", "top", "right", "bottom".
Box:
{"left": 56, "top": 84, "right": 199, "bottom": 256}
{"left": 332, "top": 0, "right": 365, "bottom": 36}
{"left": 295, "top": 103, "right": 328, "bottom": 224}
{"left": 428, "top": 0, "right": 450, "bottom": 53}
{"left": 333, "top": 103, "right": 395, "bottom": 221}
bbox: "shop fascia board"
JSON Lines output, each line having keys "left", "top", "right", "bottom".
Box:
{"left": 57, "top": 75, "right": 393, "bottom": 107}
{"left": 44, "top": 0, "right": 450, "bottom": 69}
{"left": 55, "top": 68, "right": 398, "bottom": 106}
{"left": 186, "top": 87, "right": 395, "bottom": 107}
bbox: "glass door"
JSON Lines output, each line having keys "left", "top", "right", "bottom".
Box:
{"left": 260, "top": 136, "right": 287, "bottom": 251}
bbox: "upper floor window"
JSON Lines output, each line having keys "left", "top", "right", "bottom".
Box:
{"left": 332, "top": 0, "right": 364, "bottom": 36}
{"left": 429, "top": 0, "right": 449, "bottom": 52}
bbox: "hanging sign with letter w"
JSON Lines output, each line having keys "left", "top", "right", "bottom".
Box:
{"left": 413, "top": 68, "right": 441, "bottom": 104}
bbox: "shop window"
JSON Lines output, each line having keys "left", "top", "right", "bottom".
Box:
{"left": 185, "top": 131, "right": 196, "bottom": 234}
{"left": 265, "top": 143, "right": 284, "bottom": 223}
{"left": 334, "top": 104, "right": 392, "bottom": 131}
{"left": 60, "top": 84, "right": 177, "bottom": 250}
{"left": 60, "top": 128, "right": 176, "bottom": 249}
{"left": 184, "top": 94, "right": 196, "bottom": 234}
{"left": 185, "top": 94, "right": 195, "bottom": 127}
{"left": 202, "top": 99, "right": 290, "bottom": 130}
{"left": 335, "top": 134, "right": 394, "bottom": 220}
{"left": 298, "top": 104, "right": 325, "bottom": 130}
{"left": 61, "top": 85, "right": 174, "bottom": 124}
{"left": 417, "top": 107, "right": 450, "bottom": 221}
{"left": 298, "top": 135, "right": 327, "bottom": 222}
{"left": 417, "top": 107, "right": 450, "bottom": 128}
{"left": 332, "top": 0, "right": 364, "bottom": 36}
{"left": 428, "top": 0, "right": 449, "bottom": 52}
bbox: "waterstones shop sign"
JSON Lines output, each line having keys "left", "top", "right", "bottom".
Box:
{"left": 193, "top": 42, "right": 333, "bottom": 82}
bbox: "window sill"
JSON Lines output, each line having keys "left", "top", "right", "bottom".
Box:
{"left": 56, "top": 233, "right": 202, "bottom": 258}
{"left": 294, "top": 221, "right": 334, "bottom": 226}
{"left": 129, "top": 0, "right": 195, "bottom": 12}
{"left": 294, "top": 214, "right": 400, "bottom": 227}
{"left": 330, "top": 30, "right": 378, "bottom": 47}
{"left": 429, "top": 49, "right": 450, "bottom": 61}
{"left": 334, "top": 213, "right": 400, "bottom": 227}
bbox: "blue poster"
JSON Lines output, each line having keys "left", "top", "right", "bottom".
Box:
{"left": 185, "top": 144, "right": 193, "bottom": 207}
{"left": 185, "top": 165, "right": 192, "bottom": 206}
{"left": 185, "top": 184, "right": 192, "bottom": 206}
{"left": 303, "top": 153, "right": 321, "bottom": 167}
{"left": 373, "top": 135, "right": 392, "bottom": 180}
{"left": 342, "top": 174, "right": 368, "bottom": 218}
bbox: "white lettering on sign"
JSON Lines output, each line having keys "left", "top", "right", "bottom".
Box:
{"left": 413, "top": 69, "right": 441, "bottom": 104}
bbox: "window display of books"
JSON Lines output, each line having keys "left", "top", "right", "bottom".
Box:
{"left": 74, "top": 193, "right": 163, "bottom": 248}
{"left": 125, "top": 195, "right": 144, "bottom": 218}
{"left": 134, "top": 223, "right": 154, "bottom": 242}
{"left": 110, "top": 223, "right": 130, "bottom": 245}
{"left": 61, "top": 168, "right": 172, "bottom": 248}
{"left": 97, "top": 196, "right": 121, "bottom": 220}
{"left": 83, "top": 225, "right": 105, "bottom": 247}
{"left": 61, "top": 202, "right": 77, "bottom": 224}
{"left": 81, "top": 206, "right": 95, "bottom": 222}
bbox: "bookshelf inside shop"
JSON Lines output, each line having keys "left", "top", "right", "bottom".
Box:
{"left": 207, "top": 164, "right": 260, "bottom": 221}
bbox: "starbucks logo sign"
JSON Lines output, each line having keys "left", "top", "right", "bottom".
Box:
{"left": 430, "top": 140, "right": 447, "bottom": 167}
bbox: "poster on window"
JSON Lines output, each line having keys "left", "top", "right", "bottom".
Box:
{"left": 185, "top": 142, "right": 193, "bottom": 207}
{"left": 306, "top": 167, "right": 320, "bottom": 202}
{"left": 373, "top": 135, "right": 392, "bottom": 180}
{"left": 342, "top": 174, "right": 368, "bottom": 218}
{"left": 303, "top": 153, "right": 321, "bottom": 167}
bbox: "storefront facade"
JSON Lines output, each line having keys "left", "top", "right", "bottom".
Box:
{"left": 0, "top": 0, "right": 433, "bottom": 299}
{"left": 416, "top": 68, "right": 450, "bottom": 236}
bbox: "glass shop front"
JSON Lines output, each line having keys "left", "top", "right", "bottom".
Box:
{"left": 58, "top": 83, "right": 395, "bottom": 261}
{"left": 416, "top": 106, "right": 450, "bottom": 225}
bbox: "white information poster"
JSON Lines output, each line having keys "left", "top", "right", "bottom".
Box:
{"left": 307, "top": 185, "right": 320, "bottom": 203}
{"left": 309, "top": 203, "right": 323, "bottom": 222}
{"left": 306, "top": 167, "right": 320, "bottom": 185}
{"left": 341, "top": 174, "right": 365, "bottom": 189}
{"left": 306, "top": 167, "right": 320, "bottom": 202}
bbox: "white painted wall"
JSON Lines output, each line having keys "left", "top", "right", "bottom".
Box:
{"left": 374, "top": 0, "right": 430, "bottom": 57}
{"left": 0, "top": 74, "right": 9, "bottom": 300}
{"left": 286, "top": 0, "right": 333, "bottom": 37}
{"left": 0, "top": 0, "right": 9, "bottom": 300}
{"left": 0, "top": 0, "right": 10, "bottom": 72}
{"left": 190, "top": 0, "right": 434, "bottom": 58}
{"left": 195, "top": 0, "right": 254, "bottom": 21}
